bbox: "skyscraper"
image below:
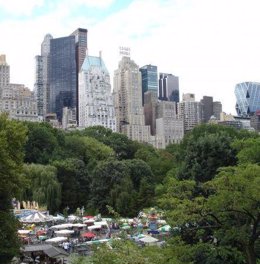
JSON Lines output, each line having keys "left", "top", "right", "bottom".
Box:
{"left": 35, "top": 29, "right": 87, "bottom": 122}
{"left": 113, "top": 56, "right": 151, "bottom": 142}
{"left": 159, "top": 73, "right": 179, "bottom": 103}
{"left": 0, "top": 55, "right": 10, "bottom": 96}
{"left": 78, "top": 52, "right": 116, "bottom": 131}
{"left": 178, "top": 93, "right": 203, "bottom": 133}
{"left": 235, "top": 82, "right": 260, "bottom": 116}
{"left": 140, "top": 64, "right": 158, "bottom": 105}
{"left": 49, "top": 36, "right": 77, "bottom": 121}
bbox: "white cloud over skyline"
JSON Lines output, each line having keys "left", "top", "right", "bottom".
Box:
{"left": 1, "top": 0, "right": 260, "bottom": 114}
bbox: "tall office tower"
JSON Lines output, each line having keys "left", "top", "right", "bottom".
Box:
{"left": 156, "top": 101, "right": 184, "bottom": 146}
{"left": 200, "top": 96, "right": 213, "bottom": 122}
{"left": 70, "top": 28, "right": 88, "bottom": 119}
{"left": 213, "top": 101, "right": 222, "bottom": 120}
{"left": 34, "top": 34, "right": 52, "bottom": 117}
{"left": 178, "top": 93, "right": 203, "bottom": 133}
{"left": 113, "top": 56, "right": 151, "bottom": 142}
{"left": 159, "top": 73, "right": 179, "bottom": 103}
{"left": 78, "top": 53, "right": 116, "bottom": 131}
{"left": 49, "top": 36, "right": 77, "bottom": 121}
{"left": 235, "top": 82, "right": 260, "bottom": 116}
{"left": 140, "top": 64, "right": 158, "bottom": 105}
{"left": 34, "top": 55, "right": 44, "bottom": 116}
{"left": 0, "top": 55, "right": 10, "bottom": 96}
{"left": 144, "top": 91, "right": 157, "bottom": 135}
{"left": 35, "top": 29, "right": 87, "bottom": 121}
{"left": 70, "top": 28, "right": 88, "bottom": 72}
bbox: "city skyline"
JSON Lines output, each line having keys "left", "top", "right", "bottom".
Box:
{"left": 1, "top": 0, "right": 260, "bottom": 114}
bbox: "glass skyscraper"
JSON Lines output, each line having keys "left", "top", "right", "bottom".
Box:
{"left": 140, "top": 65, "right": 158, "bottom": 105}
{"left": 159, "top": 73, "right": 179, "bottom": 103}
{"left": 235, "top": 82, "right": 260, "bottom": 116}
{"left": 49, "top": 36, "right": 77, "bottom": 121}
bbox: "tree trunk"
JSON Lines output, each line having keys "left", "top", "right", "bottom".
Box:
{"left": 244, "top": 243, "right": 256, "bottom": 264}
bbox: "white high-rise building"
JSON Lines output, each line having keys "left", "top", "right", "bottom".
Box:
{"left": 113, "top": 56, "right": 151, "bottom": 143}
{"left": 0, "top": 55, "right": 10, "bottom": 96}
{"left": 178, "top": 93, "right": 203, "bottom": 133}
{"left": 78, "top": 53, "right": 116, "bottom": 131}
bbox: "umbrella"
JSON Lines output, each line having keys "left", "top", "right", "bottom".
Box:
{"left": 50, "top": 223, "right": 74, "bottom": 229}
{"left": 18, "top": 230, "right": 31, "bottom": 235}
{"left": 81, "top": 232, "right": 96, "bottom": 238}
{"left": 84, "top": 215, "right": 94, "bottom": 219}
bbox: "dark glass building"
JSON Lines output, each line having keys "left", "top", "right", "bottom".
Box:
{"left": 140, "top": 65, "right": 158, "bottom": 105}
{"left": 235, "top": 82, "right": 260, "bottom": 117}
{"left": 49, "top": 36, "right": 77, "bottom": 121}
{"left": 159, "top": 73, "right": 179, "bottom": 103}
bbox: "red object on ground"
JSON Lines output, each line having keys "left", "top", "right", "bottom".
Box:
{"left": 84, "top": 215, "right": 94, "bottom": 219}
{"left": 37, "top": 230, "right": 46, "bottom": 236}
{"left": 81, "top": 232, "right": 96, "bottom": 238}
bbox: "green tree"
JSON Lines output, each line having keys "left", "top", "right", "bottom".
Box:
{"left": 53, "top": 158, "right": 89, "bottom": 212}
{"left": 0, "top": 115, "right": 27, "bottom": 262}
{"left": 69, "top": 240, "right": 182, "bottom": 264}
{"left": 22, "top": 164, "right": 61, "bottom": 214}
{"left": 24, "top": 122, "right": 61, "bottom": 164}
{"left": 89, "top": 159, "right": 130, "bottom": 214}
{"left": 158, "top": 164, "right": 260, "bottom": 264}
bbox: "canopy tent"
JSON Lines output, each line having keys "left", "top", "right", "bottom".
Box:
{"left": 81, "top": 232, "right": 96, "bottom": 238}
{"left": 53, "top": 214, "right": 65, "bottom": 221}
{"left": 20, "top": 211, "right": 52, "bottom": 223}
{"left": 139, "top": 236, "right": 159, "bottom": 244}
{"left": 72, "top": 223, "right": 87, "bottom": 228}
{"left": 18, "top": 230, "right": 31, "bottom": 235}
{"left": 50, "top": 223, "right": 74, "bottom": 229}
{"left": 88, "top": 225, "right": 102, "bottom": 231}
{"left": 45, "top": 237, "right": 68, "bottom": 243}
{"left": 54, "top": 229, "right": 74, "bottom": 236}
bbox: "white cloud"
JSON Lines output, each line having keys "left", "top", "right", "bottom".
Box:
{"left": 0, "top": 0, "right": 44, "bottom": 16}
{"left": 1, "top": 0, "right": 260, "bottom": 114}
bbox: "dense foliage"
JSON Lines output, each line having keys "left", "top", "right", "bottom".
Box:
{"left": 1, "top": 116, "right": 259, "bottom": 263}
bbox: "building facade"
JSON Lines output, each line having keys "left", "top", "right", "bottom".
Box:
{"left": 78, "top": 53, "right": 116, "bottom": 131}
{"left": 49, "top": 36, "right": 77, "bottom": 121}
{"left": 113, "top": 56, "right": 151, "bottom": 142}
{"left": 156, "top": 101, "right": 184, "bottom": 145}
{"left": 140, "top": 65, "right": 158, "bottom": 105}
{"left": 178, "top": 93, "right": 203, "bottom": 133}
{"left": 235, "top": 82, "right": 260, "bottom": 116}
{"left": 159, "top": 73, "right": 179, "bottom": 103}
{"left": 200, "top": 96, "right": 223, "bottom": 122}
{"left": 35, "top": 29, "right": 87, "bottom": 122}
{"left": 0, "top": 55, "right": 10, "bottom": 96}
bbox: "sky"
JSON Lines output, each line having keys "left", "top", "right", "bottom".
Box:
{"left": 1, "top": 0, "right": 260, "bottom": 114}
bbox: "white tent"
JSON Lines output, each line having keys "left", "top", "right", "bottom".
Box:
{"left": 20, "top": 211, "right": 52, "bottom": 223}
{"left": 53, "top": 214, "right": 65, "bottom": 221}
{"left": 45, "top": 237, "right": 68, "bottom": 243}
{"left": 54, "top": 230, "right": 74, "bottom": 236}
{"left": 72, "top": 223, "right": 87, "bottom": 228}
{"left": 50, "top": 223, "right": 74, "bottom": 229}
{"left": 18, "top": 230, "right": 31, "bottom": 235}
{"left": 88, "top": 225, "right": 102, "bottom": 230}
{"left": 139, "top": 236, "right": 159, "bottom": 244}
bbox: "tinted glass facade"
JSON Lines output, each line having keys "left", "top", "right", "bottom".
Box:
{"left": 159, "top": 73, "right": 179, "bottom": 103}
{"left": 235, "top": 82, "right": 260, "bottom": 116}
{"left": 49, "top": 36, "right": 77, "bottom": 121}
{"left": 140, "top": 65, "right": 158, "bottom": 105}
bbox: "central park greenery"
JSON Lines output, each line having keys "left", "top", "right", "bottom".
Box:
{"left": 0, "top": 114, "right": 259, "bottom": 263}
